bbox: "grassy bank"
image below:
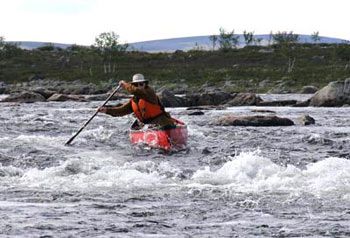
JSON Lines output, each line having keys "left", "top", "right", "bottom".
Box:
{"left": 1, "top": 43, "right": 350, "bottom": 93}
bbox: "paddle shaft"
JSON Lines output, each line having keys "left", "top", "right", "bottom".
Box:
{"left": 65, "top": 85, "right": 122, "bottom": 145}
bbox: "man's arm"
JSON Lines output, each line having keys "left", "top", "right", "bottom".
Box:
{"left": 98, "top": 100, "right": 133, "bottom": 117}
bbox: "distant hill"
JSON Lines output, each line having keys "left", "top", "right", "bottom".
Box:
{"left": 8, "top": 34, "right": 349, "bottom": 52}
{"left": 8, "top": 41, "right": 73, "bottom": 50}
{"left": 129, "top": 34, "right": 349, "bottom": 52}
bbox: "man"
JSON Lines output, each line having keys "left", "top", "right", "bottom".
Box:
{"left": 98, "top": 74, "right": 175, "bottom": 128}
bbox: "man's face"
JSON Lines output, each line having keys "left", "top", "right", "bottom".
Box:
{"left": 134, "top": 82, "right": 146, "bottom": 88}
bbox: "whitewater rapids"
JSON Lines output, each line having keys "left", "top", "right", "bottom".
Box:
{"left": 0, "top": 94, "right": 349, "bottom": 237}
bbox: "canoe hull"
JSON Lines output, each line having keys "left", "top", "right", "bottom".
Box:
{"left": 129, "top": 124, "right": 188, "bottom": 151}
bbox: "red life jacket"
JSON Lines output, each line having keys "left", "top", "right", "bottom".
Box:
{"left": 131, "top": 97, "right": 164, "bottom": 123}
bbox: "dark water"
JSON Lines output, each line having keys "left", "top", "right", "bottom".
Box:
{"left": 0, "top": 95, "right": 350, "bottom": 237}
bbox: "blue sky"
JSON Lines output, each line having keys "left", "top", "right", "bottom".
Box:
{"left": 1, "top": 0, "right": 349, "bottom": 45}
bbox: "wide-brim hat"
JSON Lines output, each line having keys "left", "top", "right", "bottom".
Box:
{"left": 131, "top": 73, "right": 148, "bottom": 84}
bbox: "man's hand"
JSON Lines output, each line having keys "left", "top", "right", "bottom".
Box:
{"left": 119, "top": 80, "right": 126, "bottom": 88}
{"left": 98, "top": 106, "right": 108, "bottom": 113}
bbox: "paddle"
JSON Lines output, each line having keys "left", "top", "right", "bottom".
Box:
{"left": 65, "top": 84, "right": 122, "bottom": 145}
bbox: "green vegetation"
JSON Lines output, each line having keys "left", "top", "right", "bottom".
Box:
{"left": 1, "top": 34, "right": 350, "bottom": 93}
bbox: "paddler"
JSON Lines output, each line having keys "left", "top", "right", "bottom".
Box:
{"left": 98, "top": 74, "right": 175, "bottom": 129}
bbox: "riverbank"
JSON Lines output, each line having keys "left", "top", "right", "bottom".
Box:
{"left": 1, "top": 78, "right": 349, "bottom": 108}
{"left": 1, "top": 43, "right": 350, "bottom": 94}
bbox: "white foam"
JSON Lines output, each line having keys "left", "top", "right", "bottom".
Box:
{"left": 0, "top": 165, "right": 23, "bottom": 177}
{"left": 17, "top": 152, "right": 165, "bottom": 191}
{"left": 12, "top": 134, "right": 63, "bottom": 145}
{"left": 5, "top": 148, "right": 350, "bottom": 199}
{"left": 191, "top": 150, "right": 350, "bottom": 199}
{"left": 80, "top": 125, "right": 114, "bottom": 142}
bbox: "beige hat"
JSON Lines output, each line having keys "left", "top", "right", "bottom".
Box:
{"left": 132, "top": 74, "right": 148, "bottom": 84}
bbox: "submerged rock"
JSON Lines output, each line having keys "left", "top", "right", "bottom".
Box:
{"left": 213, "top": 115, "right": 294, "bottom": 126}
{"left": 298, "top": 114, "right": 316, "bottom": 125}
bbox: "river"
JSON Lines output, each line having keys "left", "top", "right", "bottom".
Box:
{"left": 0, "top": 94, "right": 349, "bottom": 237}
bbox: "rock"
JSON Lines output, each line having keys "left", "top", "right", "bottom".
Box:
{"left": 201, "top": 147, "right": 211, "bottom": 154}
{"left": 28, "top": 74, "right": 45, "bottom": 81}
{"left": 188, "top": 110, "right": 204, "bottom": 115}
{"left": 184, "top": 91, "right": 233, "bottom": 106}
{"left": 300, "top": 85, "right": 318, "bottom": 94}
{"left": 1, "top": 91, "right": 46, "bottom": 103}
{"left": 0, "top": 81, "right": 8, "bottom": 94}
{"left": 84, "top": 93, "right": 130, "bottom": 101}
{"left": 251, "top": 109, "right": 276, "bottom": 113}
{"left": 298, "top": 114, "right": 315, "bottom": 125}
{"left": 179, "top": 110, "right": 205, "bottom": 116}
{"left": 84, "top": 94, "right": 111, "bottom": 101}
{"left": 257, "top": 100, "right": 297, "bottom": 106}
{"left": 66, "top": 83, "right": 105, "bottom": 95}
{"left": 0, "top": 85, "right": 6, "bottom": 94}
{"left": 157, "top": 89, "right": 187, "bottom": 107}
{"left": 258, "top": 79, "right": 270, "bottom": 88}
{"left": 186, "top": 105, "right": 226, "bottom": 110}
{"left": 309, "top": 79, "right": 350, "bottom": 107}
{"left": 214, "top": 115, "right": 294, "bottom": 127}
{"left": 157, "top": 84, "right": 189, "bottom": 95}
{"left": 32, "top": 87, "right": 56, "bottom": 99}
{"left": 293, "top": 99, "right": 310, "bottom": 107}
{"left": 47, "top": 93, "right": 86, "bottom": 102}
{"left": 225, "top": 93, "right": 263, "bottom": 106}
{"left": 267, "top": 81, "right": 293, "bottom": 94}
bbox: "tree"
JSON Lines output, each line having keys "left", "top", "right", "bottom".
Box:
{"left": 37, "top": 42, "right": 56, "bottom": 51}
{"left": 218, "top": 28, "right": 239, "bottom": 51}
{"left": 268, "top": 31, "right": 274, "bottom": 46}
{"left": 95, "top": 32, "right": 128, "bottom": 52}
{"left": 0, "top": 36, "right": 22, "bottom": 59}
{"left": 254, "top": 38, "right": 263, "bottom": 46}
{"left": 311, "top": 31, "right": 320, "bottom": 43}
{"left": 243, "top": 31, "right": 254, "bottom": 46}
{"left": 191, "top": 42, "right": 204, "bottom": 51}
{"left": 272, "top": 31, "right": 300, "bottom": 74}
{"left": 272, "top": 31, "right": 299, "bottom": 45}
{"left": 94, "top": 31, "right": 128, "bottom": 75}
{"left": 209, "top": 35, "right": 218, "bottom": 51}
{"left": 66, "top": 45, "right": 96, "bottom": 76}
{"left": 0, "top": 36, "right": 4, "bottom": 48}
{"left": 0, "top": 36, "right": 5, "bottom": 59}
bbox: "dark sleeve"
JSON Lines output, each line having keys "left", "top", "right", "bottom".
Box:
{"left": 105, "top": 100, "right": 133, "bottom": 117}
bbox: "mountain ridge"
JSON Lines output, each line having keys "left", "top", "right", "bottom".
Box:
{"left": 8, "top": 34, "right": 349, "bottom": 52}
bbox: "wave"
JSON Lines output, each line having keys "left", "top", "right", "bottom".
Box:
{"left": 191, "top": 150, "right": 350, "bottom": 199}
{"left": 1, "top": 148, "right": 349, "bottom": 199}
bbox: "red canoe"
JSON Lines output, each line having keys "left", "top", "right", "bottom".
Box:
{"left": 129, "top": 119, "right": 188, "bottom": 151}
